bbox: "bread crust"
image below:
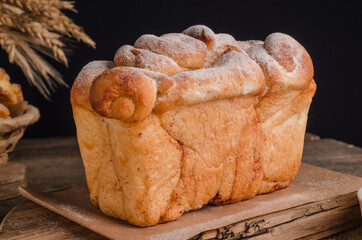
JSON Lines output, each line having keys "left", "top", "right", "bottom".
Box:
{"left": 89, "top": 67, "right": 157, "bottom": 123}
{"left": 71, "top": 61, "right": 115, "bottom": 111}
{"left": 71, "top": 25, "right": 316, "bottom": 226}
{"left": 91, "top": 26, "right": 265, "bottom": 122}
{"left": 247, "top": 33, "right": 314, "bottom": 94}
{"left": 245, "top": 34, "right": 316, "bottom": 193}
{"left": 0, "top": 68, "right": 23, "bottom": 108}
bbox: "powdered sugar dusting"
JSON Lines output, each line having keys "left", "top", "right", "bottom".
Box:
{"left": 237, "top": 40, "right": 264, "bottom": 51}
{"left": 160, "top": 50, "right": 264, "bottom": 107}
{"left": 75, "top": 26, "right": 313, "bottom": 114}
{"left": 246, "top": 33, "right": 313, "bottom": 93}
{"left": 114, "top": 45, "right": 184, "bottom": 75}
{"left": 204, "top": 33, "right": 240, "bottom": 67}
{"left": 182, "top": 25, "right": 216, "bottom": 49}
{"left": 264, "top": 33, "right": 311, "bottom": 77}
{"left": 59, "top": 203, "right": 94, "bottom": 223}
{"left": 71, "top": 60, "right": 114, "bottom": 109}
{"left": 74, "top": 61, "right": 114, "bottom": 95}
{"left": 183, "top": 25, "right": 207, "bottom": 37}
{"left": 134, "top": 33, "right": 207, "bottom": 69}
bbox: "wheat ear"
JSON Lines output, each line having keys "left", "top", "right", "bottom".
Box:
{"left": 0, "top": 0, "right": 95, "bottom": 97}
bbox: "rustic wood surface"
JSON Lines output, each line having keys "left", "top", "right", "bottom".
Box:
{"left": 0, "top": 133, "right": 361, "bottom": 239}
{"left": 0, "top": 162, "right": 26, "bottom": 200}
{"left": 0, "top": 167, "right": 361, "bottom": 240}
{"left": 193, "top": 192, "right": 361, "bottom": 240}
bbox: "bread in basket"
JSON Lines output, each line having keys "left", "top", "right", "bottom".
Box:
{"left": 0, "top": 68, "right": 40, "bottom": 166}
{"left": 71, "top": 25, "right": 316, "bottom": 227}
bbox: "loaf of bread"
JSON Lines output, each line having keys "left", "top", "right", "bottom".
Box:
{"left": 71, "top": 25, "right": 316, "bottom": 227}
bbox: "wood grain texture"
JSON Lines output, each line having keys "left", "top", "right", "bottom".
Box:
{"left": 1, "top": 165, "right": 361, "bottom": 240}
{"left": 0, "top": 162, "right": 26, "bottom": 185}
{"left": 193, "top": 192, "right": 361, "bottom": 240}
{"left": 0, "top": 137, "right": 85, "bottom": 223}
{"left": 0, "top": 133, "right": 361, "bottom": 239}
{"left": 0, "top": 201, "right": 106, "bottom": 240}
{"left": 0, "top": 162, "right": 26, "bottom": 200}
{"left": 303, "top": 134, "right": 362, "bottom": 177}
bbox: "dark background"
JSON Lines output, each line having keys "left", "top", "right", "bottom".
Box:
{"left": 1, "top": 0, "right": 362, "bottom": 146}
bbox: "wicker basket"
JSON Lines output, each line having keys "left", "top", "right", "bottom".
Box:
{"left": 0, "top": 104, "right": 40, "bottom": 166}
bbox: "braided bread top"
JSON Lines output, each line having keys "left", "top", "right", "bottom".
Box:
{"left": 71, "top": 25, "right": 314, "bottom": 123}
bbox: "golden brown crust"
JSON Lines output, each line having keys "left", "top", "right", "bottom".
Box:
{"left": 70, "top": 61, "right": 115, "bottom": 110}
{"left": 159, "top": 96, "right": 261, "bottom": 218}
{"left": 0, "top": 68, "right": 24, "bottom": 119}
{"left": 11, "top": 84, "right": 23, "bottom": 103}
{"left": 182, "top": 25, "right": 216, "bottom": 49}
{"left": 0, "top": 68, "right": 23, "bottom": 107}
{"left": 257, "top": 80, "right": 317, "bottom": 123}
{"left": 93, "top": 28, "right": 266, "bottom": 121}
{"left": 247, "top": 33, "right": 314, "bottom": 93}
{"left": 89, "top": 67, "right": 157, "bottom": 123}
{"left": 247, "top": 33, "right": 316, "bottom": 195}
{"left": 71, "top": 25, "right": 317, "bottom": 227}
{"left": 154, "top": 50, "right": 265, "bottom": 113}
{"left": 257, "top": 80, "right": 316, "bottom": 193}
{"left": 114, "top": 45, "right": 186, "bottom": 76}
{"left": 237, "top": 40, "right": 264, "bottom": 51}
{"left": 134, "top": 33, "right": 207, "bottom": 69}
{"left": 76, "top": 28, "right": 314, "bottom": 124}
{"left": 200, "top": 33, "right": 241, "bottom": 67}
{"left": 258, "top": 179, "right": 293, "bottom": 194}
{"left": 0, "top": 103, "right": 10, "bottom": 118}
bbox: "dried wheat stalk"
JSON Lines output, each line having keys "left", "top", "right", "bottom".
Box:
{"left": 2, "top": 0, "right": 75, "bottom": 13}
{"left": 0, "top": 0, "right": 95, "bottom": 98}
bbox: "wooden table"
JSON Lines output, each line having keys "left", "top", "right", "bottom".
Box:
{"left": 0, "top": 133, "right": 361, "bottom": 239}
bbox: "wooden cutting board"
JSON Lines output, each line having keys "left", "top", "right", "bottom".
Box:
{"left": 0, "top": 164, "right": 361, "bottom": 240}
